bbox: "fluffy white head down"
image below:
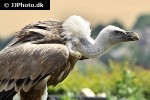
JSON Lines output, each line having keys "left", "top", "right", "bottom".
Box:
{"left": 62, "top": 15, "right": 92, "bottom": 54}
{"left": 62, "top": 15, "right": 91, "bottom": 38}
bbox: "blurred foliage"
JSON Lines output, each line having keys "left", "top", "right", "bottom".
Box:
{"left": 133, "top": 14, "right": 150, "bottom": 29}
{"left": 48, "top": 61, "right": 150, "bottom": 99}
{"left": 100, "top": 42, "right": 150, "bottom": 68}
{"left": 107, "top": 61, "right": 146, "bottom": 100}
{"left": 128, "top": 43, "right": 150, "bottom": 68}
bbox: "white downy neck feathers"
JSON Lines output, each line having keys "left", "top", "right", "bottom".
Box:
{"left": 62, "top": 15, "right": 91, "bottom": 38}
{"left": 62, "top": 15, "right": 132, "bottom": 58}
{"left": 62, "top": 15, "right": 93, "bottom": 54}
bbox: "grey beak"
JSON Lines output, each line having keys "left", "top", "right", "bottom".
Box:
{"left": 125, "top": 31, "right": 139, "bottom": 41}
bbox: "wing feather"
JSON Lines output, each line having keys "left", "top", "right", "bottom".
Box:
{"left": 0, "top": 43, "right": 69, "bottom": 92}
{"left": 4, "top": 79, "right": 16, "bottom": 91}
{"left": 0, "top": 19, "right": 69, "bottom": 93}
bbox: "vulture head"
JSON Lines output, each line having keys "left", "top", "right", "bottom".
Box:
{"left": 99, "top": 25, "right": 139, "bottom": 45}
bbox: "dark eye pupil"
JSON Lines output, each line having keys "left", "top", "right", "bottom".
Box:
{"left": 115, "top": 31, "right": 121, "bottom": 35}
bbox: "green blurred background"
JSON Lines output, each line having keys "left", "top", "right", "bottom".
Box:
{"left": 0, "top": 0, "right": 150, "bottom": 100}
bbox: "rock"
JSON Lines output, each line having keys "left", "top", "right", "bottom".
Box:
{"left": 97, "top": 93, "right": 107, "bottom": 98}
{"left": 80, "top": 88, "right": 96, "bottom": 97}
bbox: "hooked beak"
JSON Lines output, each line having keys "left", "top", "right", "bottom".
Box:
{"left": 125, "top": 31, "right": 139, "bottom": 41}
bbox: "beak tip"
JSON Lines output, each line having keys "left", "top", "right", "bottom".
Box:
{"left": 126, "top": 32, "right": 139, "bottom": 41}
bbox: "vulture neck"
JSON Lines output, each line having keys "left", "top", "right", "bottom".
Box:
{"left": 75, "top": 33, "right": 112, "bottom": 58}
{"left": 62, "top": 15, "right": 112, "bottom": 58}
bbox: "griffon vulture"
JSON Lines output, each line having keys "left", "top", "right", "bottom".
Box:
{"left": 0, "top": 15, "right": 139, "bottom": 100}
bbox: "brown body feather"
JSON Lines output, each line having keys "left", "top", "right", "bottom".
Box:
{"left": 0, "top": 19, "right": 82, "bottom": 100}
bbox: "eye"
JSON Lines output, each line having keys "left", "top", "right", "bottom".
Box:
{"left": 114, "top": 30, "right": 123, "bottom": 35}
